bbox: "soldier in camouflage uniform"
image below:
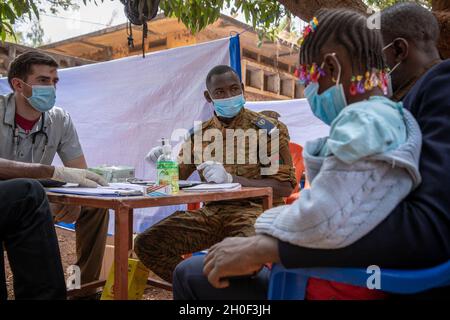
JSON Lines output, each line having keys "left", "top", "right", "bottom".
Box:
{"left": 134, "top": 65, "right": 297, "bottom": 282}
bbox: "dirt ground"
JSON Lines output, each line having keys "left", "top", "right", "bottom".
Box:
{"left": 4, "top": 228, "right": 173, "bottom": 300}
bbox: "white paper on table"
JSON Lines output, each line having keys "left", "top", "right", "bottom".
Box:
{"left": 182, "top": 183, "right": 241, "bottom": 192}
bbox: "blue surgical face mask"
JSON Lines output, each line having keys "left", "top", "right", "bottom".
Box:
{"left": 304, "top": 53, "right": 347, "bottom": 125}
{"left": 21, "top": 82, "right": 56, "bottom": 112}
{"left": 210, "top": 93, "right": 246, "bottom": 118}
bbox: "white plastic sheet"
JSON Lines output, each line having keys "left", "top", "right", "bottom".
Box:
{"left": 246, "top": 99, "right": 329, "bottom": 147}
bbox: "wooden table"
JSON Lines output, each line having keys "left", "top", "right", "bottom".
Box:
{"left": 47, "top": 187, "right": 273, "bottom": 300}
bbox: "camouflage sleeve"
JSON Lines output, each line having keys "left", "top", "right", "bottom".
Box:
{"left": 262, "top": 121, "right": 297, "bottom": 188}
{"left": 177, "top": 137, "right": 196, "bottom": 180}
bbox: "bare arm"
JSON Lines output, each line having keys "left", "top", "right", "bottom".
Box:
{"left": 204, "top": 234, "right": 280, "bottom": 288}
{"left": 0, "top": 158, "right": 54, "bottom": 180}
{"left": 232, "top": 175, "right": 293, "bottom": 198}
{"left": 63, "top": 155, "right": 88, "bottom": 169}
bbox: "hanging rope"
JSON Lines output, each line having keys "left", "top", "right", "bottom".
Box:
{"left": 127, "top": 21, "right": 134, "bottom": 49}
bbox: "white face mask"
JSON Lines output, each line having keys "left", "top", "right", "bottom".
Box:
{"left": 382, "top": 42, "right": 403, "bottom": 98}
{"left": 384, "top": 73, "right": 394, "bottom": 98}
{"left": 383, "top": 42, "right": 403, "bottom": 72}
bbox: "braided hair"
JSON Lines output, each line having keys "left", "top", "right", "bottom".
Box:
{"left": 300, "top": 9, "right": 386, "bottom": 75}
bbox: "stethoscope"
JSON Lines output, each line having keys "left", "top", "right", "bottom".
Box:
{"left": 13, "top": 113, "right": 49, "bottom": 163}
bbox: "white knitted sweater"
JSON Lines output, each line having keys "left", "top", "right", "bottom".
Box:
{"left": 254, "top": 109, "right": 422, "bottom": 249}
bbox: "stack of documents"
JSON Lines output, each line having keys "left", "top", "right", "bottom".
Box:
{"left": 47, "top": 183, "right": 167, "bottom": 197}
{"left": 182, "top": 183, "right": 241, "bottom": 192}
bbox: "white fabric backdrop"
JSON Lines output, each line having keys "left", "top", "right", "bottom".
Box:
{"left": 0, "top": 38, "right": 328, "bottom": 233}
{"left": 246, "top": 99, "right": 328, "bottom": 147}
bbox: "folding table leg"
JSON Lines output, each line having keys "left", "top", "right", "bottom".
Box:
{"left": 262, "top": 194, "right": 273, "bottom": 210}
{"left": 129, "top": 208, "right": 133, "bottom": 251}
{"left": 114, "top": 205, "right": 131, "bottom": 300}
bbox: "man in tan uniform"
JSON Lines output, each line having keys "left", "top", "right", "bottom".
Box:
{"left": 134, "top": 65, "right": 296, "bottom": 282}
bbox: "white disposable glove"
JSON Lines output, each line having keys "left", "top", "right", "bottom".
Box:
{"left": 52, "top": 167, "right": 108, "bottom": 188}
{"left": 51, "top": 203, "right": 82, "bottom": 223}
{"left": 145, "top": 146, "right": 164, "bottom": 163}
{"left": 197, "top": 161, "right": 233, "bottom": 184}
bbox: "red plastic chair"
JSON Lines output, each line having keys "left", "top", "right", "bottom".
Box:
{"left": 187, "top": 203, "right": 201, "bottom": 210}
{"left": 285, "top": 142, "right": 308, "bottom": 205}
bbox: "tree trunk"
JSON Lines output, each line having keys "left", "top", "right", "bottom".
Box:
{"left": 433, "top": 0, "right": 450, "bottom": 11}
{"left": 277, "top": 0, "right": 449, "bottom": 59}
{"left": 433, "top": 0, "right": 450, "bottom": 58}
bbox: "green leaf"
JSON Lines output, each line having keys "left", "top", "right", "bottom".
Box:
{"left": 0, "top": 0, "right": 295, "bottom": 45}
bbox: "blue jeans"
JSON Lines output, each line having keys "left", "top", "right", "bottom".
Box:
{"left": 173, "top": 255, "right": 270, "bottom": 300}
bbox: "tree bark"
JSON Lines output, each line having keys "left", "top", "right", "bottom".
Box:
{"left": 277, "top": 0, "right": 449, "bottom": 59}
{"left": 433, "top": 0, "right": 450, "bottom": 11}
{"left": 433, "top": 1, "right": 450, "bottom": 58}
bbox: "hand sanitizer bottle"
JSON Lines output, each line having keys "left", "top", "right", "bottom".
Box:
{"left": 156, "top": 138, "right": 179, "bottom": 194}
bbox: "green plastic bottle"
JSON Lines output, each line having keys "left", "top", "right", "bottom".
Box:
{"left": 156, "top": 138, "right": 179, "bottom": 194}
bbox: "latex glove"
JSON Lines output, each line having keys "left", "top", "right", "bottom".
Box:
{"left": 197, "top": 161, "right": 233, "bottom": 183}
{"left": 51, "top": 204, "right": 82, "bottom": 223}
{"left": 145, "top": 146, "right": 163, "bottom": 163}
{"left": 52, "top": 167, "right": 108, "bottom": 188}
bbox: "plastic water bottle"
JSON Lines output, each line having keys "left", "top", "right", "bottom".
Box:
{"left": 156, "top": 138, "right": 179, "bottom": 194}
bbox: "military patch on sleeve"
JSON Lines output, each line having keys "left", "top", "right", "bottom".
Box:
{"left": 254, "top": 116, "right": 277, "bottom": 136}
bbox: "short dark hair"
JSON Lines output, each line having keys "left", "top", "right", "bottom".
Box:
{"left": 8, "top": 51, "right": 59, "bottom": 89}
{"left": 381, "top": 2, "right": 439, "bottom": 50}
{"left": 300, "top": 8, "right": 386, "bottom": 74}
{"left": 206, "top": 65, "right": 240, "bottom": 90}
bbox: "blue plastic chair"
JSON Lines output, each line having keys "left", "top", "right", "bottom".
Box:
{"left": 268, "top": 260, "right": 450, "bottom": 300}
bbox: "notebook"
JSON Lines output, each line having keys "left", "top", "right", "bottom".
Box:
{"left": 182, "top": 183, "right": 241, "bottom": 192}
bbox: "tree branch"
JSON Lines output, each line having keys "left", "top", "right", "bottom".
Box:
{"left": 276, "top": 0, "right": 367, "bottom": 22}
